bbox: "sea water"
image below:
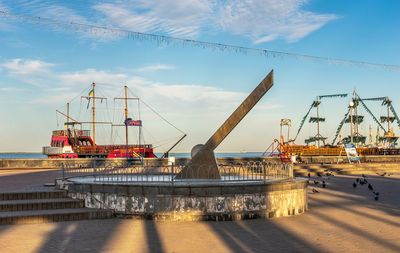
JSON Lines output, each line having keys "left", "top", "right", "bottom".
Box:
{"left": 0, "top": 152, "right": 266, "bottom": 159}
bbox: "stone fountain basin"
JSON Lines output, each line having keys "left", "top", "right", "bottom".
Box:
{"left": 57, "top": 175, "right": 308, "bottom": 221}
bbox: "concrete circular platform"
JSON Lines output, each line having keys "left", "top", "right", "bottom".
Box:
{"left": 57, "top": 176, "right": 308, "bottom": 221}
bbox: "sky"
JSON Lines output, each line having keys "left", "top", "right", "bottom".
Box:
{"left": 0, "top": 0, "right": 400, "bottom": 153}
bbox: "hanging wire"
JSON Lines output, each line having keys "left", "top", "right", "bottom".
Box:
{"left": 128, "top": 88, "right": 185, "bottom": 134}
{"left": 1, "top": 10, "right": 400, "bottom": 72}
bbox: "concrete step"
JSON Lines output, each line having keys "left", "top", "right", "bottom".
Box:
{"left": 0, "top": 208, "right": 113, "bottom": 225}
{"left": 0, "top": 190, "right": 66, "bottom": 201}
{"left": 0, "top": 198, "right": 84, "bottom": 212}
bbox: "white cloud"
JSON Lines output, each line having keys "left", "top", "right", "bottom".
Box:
{"left": 1, "top": 58, "right": 55, "bottom": 86}
{"left": 93, "top": 0, "right": 214, "bottom": 38}
{"left": 136, "top": 64, "right": 176, "bottom": 72}
{"left": 217, "top": 0, "right": 338, "bottom": 43}
{"left": 93, "top": 0, "right": 337, "bottom": 43}
{"left": 58, "top": 68, "right": 129, "bottom": 87}
{"left": 0, "top": 87, "right": 24, "bottom": 92}
{"left": 141, "top": 83, "right": 243, "bottom": 103}
{"left": 39, "top": 4, "right": 87, "bottom": 24}
{"left": 2, "top": 0, "right": 337, "bottom": 43}
{"left": 0, "top": 3, "right": 13, "bottom": 31}
{"left": 0, "top": 58, "right": 247, "bottom": 110}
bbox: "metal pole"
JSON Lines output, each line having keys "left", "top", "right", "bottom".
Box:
{"left": 387, "top": 105, "right": 390, "bottom": 132}
{"left": 355, "top": 105, "right": 359, "bottom": 142}
{"left": 263, "top": 162, "right": 266, "bottom": 181}
{"left": 171, "top": 162, "right": 174, "bottom": 184}
{"left": 316, "top": 99, "right": 320, "bottom": 147}
{"left": 92, "top": 82, "right": 96, "bottom": 145}
{"left": 350, "top": 106, "right": 354, "bottom": 143}
{"left": 124, "top": 86, "right": 129, "bottom": 159}
{"left": 66, "top": 103, "right": 70, "bottom": 124}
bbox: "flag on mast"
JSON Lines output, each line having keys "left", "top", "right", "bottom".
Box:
{"left": 86, "top": 88, "right": 94, "bottom": 109}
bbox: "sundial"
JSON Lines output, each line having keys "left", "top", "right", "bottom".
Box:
{"left": 177, "top": 70, "right": 274, "bottom": 179}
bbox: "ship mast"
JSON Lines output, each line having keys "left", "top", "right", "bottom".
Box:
{"left": 92, "top": 83, "right": 96, "bottom": 145}
{"left": 80, "top": 83, "right": 107, "bottom": 145}
{"left": 124, "top": 86, "right": 129, "bottom": 158}
{"left": 114, "top": 86, "right": 139, "bottom": 158}
{"left": 67, "top": 102, "right": 70, "bottom": 124}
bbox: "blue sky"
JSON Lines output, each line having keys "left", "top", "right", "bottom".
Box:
{"left": 0, "top": 0, "right": 399, "bottom": 153}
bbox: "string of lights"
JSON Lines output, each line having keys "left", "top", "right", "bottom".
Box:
{"left": 1, "top": 10, "right": 400, "bottom": 72}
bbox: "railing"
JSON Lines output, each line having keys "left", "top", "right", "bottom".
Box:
{"left": 42, "top": 146, "right": 63, "bottom": 155}
{"left": 52, "top": 129, "right": 91, "bottom": 137}
{"left": 61, "top": 161, "right": 293, "bottom": 183}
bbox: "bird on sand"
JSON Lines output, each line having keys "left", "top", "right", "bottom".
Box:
{"left": 314, "top": 181, "right": 319, "bottom": 185}
{"left": 322, "top": 181, "right": 326, "bottom": 188}
{"left": 312, "top": 188, "right": 319, "bottom": 193}
{"left": 317, "top": 172, "right": 322, "bottom": 177}
{"left": 352, "top": 182, "right": 357, "bottom": 188}
{"left": 356, "top": 178, "right": 360, "bottom": 183}
{"left": 308, "top": 172, "right": 311, "bottom": 178}
{"left": 377, "top": 172, "right": 387, "bottom": 177}
{"left": 373, "top": 191, "right": 380, "bottom": 196}
{"left": 374, "top": 195, "right": 379, "bottom": 201}
{"left": 362, "top": 174, "right": 368, "bottom": 178}
{"left": 368, "top": 183, "right": 374, "bottom": 191}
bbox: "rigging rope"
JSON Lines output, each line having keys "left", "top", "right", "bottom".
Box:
{"left": 1, "top": 10, "right": 400, "bottom": 72}
{"left": 331, "top": 108, "right": 350, "bottom": 145}
{"left": 355, "top": 94, "right": 386, "bottom": 133}
{"left": 127, "top": 88, "right": 185, "bottom": 135}
{"left": 388, "top": 104, "right": 400, "bottom": 129}
{"left": 293, "top": 103, "right": 314, "bottom": 141}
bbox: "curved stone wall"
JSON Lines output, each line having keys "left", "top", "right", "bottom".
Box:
{"left": 59, "top": 179, "right": 308, "bottom": 221}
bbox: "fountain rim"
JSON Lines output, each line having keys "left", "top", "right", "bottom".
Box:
{"left": 62, "top": 174, "right": 293, "bottom": 187}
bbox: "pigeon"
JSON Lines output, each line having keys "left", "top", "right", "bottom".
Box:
{"left": 374, "top": 196, "right": 379, "bottom": 201}
{"left": 312, "top": 188, "right": 319, "bottom": 193}
{"left": 356, "top": 178, "right": 360, "bottom": 183}
{"left": 364, "top": 179, "right": 368, "bottom": 184}
{"left": 314, "top": 180, "right": 319, "bottom": 185}
{"left": 373, "top": 191, "right": 380, "bottom": 196}
{"left": 352, "top": 182, "right": 357, "bottom": 188}
{"left": 362, "top": 174, "right": 368, "bottom": 178}
{"left": 368, "top": 184, "right": 374, "bottom": 191}
{"left": 322, "top": 181, "right": 326, "bottom": 188}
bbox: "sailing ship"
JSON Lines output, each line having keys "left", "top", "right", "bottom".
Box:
{"left": 266, "top": 91, "right": 400, "bottom": 158}
{"left": 42, "top": 83, "right": 185, "bottom": 159}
